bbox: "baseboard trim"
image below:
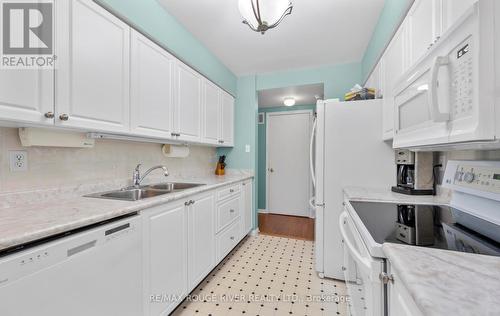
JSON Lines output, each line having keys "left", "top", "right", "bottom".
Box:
{"left": 250, "top": 228, "right": 260, "bottom": 236}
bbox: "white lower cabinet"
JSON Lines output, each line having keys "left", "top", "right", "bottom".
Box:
{"left": 242, "top": 180, "right": 253, "bottom": 236}
{"left": 143, "top": 180, "right": 253, "bottom": 315}
{"left": 143, "top": 202, "right": 188, "bottom": 316}
{"left": 387, "top": 262, "right": 423, "bottom": 316}
{"left": 188, "top": 193, "right": 216, "bottom": 290}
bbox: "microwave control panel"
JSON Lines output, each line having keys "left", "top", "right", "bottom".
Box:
{"left": 450, "top": 37, "right": 474, "bottom": 119}
{"left": 452, "top": 164, "right": 500, "bottom": 194}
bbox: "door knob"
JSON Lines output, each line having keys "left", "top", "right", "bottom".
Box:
{"left": 44, "top": 112, "right": 54, "bottom": 119}
{"left": 59, "top": 114, "right": 69, "bottom": 121}
{"left": 268, "top": 168, "right": 274, "bottom": 173}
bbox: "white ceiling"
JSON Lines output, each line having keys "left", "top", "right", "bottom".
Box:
{"left": 258, "top": 83, "right": 324, "bottom": 108}
{"left": 158, "top": 0, "right": 385, "bottom": 75}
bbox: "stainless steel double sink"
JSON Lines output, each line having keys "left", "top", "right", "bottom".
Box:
{"left": 85, "top": 182, "right": 205, "bottom": 201}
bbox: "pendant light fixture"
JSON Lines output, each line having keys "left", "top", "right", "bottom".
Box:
{"left": 238, "top": 0, "right": 293, "bottom": 34}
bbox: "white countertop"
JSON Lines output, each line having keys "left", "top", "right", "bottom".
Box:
{"left": 344, "top": 186, "right": 451, "bottom": 206}
{"left": 383, "top": 243, "right": 500, "bottom": 316}
{"left": 343, "top": 186, "right": 500, "bottom": 316}
{"left": 0, "top": 172, "right": 253, "bottom": 252}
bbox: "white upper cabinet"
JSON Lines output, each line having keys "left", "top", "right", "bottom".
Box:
{"left": 130, "top": 30, "right": 175, "bottom": 139}
{"left": 441, "top": 0, "right": 478, "bottom": 35}
{"left": 220, "top": 91, "right": 235, "bottom": 147}
{"left": 202, "top": 80, "right": 221, "bottom": 145}
{"left": 0, "top": 69, "right": 54, "bottom": 126}
{"left": 56, "top": 0, "right": 130, "bottom": 132}
{"left": 407, "top": 0, "right": 440, "bottom": 65}
{"left": 188, "top": 193, "right": 216, "bottom": 290}
{"left": 382, "top": 21, "right": 407, "bottom": 140}
{"left": 174, "top": 62, "right": 202, "bottom": 142}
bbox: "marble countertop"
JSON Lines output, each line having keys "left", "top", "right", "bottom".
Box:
{"left": 0, "top": 172, "right": 253, "bottom": 252}
{"left": 383, "top": 243, "right": 500, "bottom": 316}
{"left": 343, "top": 186, "right": 451, "bottom": 206}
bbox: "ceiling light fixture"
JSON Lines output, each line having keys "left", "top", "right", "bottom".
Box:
{"left": 238, "top": 0, "right": 293, "bottom": 35}
{"left": 283, "top": 97, "right": 296, "bottom": 107}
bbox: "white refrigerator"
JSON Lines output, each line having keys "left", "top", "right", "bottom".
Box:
{"left": 313, "top": 99, "right": 395, "bottom": 279}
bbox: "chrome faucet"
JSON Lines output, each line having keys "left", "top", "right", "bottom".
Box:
{"left": 132, "top": 164, "right": 169, "bottom": 187}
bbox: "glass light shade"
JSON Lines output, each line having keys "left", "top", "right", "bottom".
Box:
{"left": 238, "top": 0, "right": 291, "bottom": 28}
{"left": 283, "top": 97, "right": 296, "bottom": 106}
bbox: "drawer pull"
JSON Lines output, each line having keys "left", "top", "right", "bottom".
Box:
{"left": 229, "top": 189, "right": 234, "bottom": 193}
{"left": 230, "top": 209, "right": 235, "bottom": 213}
{"left": 230, "top": 236, "right": 235, "bottom": 240}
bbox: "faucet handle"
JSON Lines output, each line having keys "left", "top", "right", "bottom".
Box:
{"left": 135, "top": 164, "right": 142, "bottom": 172}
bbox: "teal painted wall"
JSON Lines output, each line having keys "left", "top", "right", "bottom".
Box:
{"left": 97, "top": 0, "right": 237, "bottom": 95}
{"left": 257, "top": 105, "right": 316, "bottom": 210}
{"left": 361, "top": 0, "right": 413, "bottom": 81}
{"left": 257, "top": 62, "right": 362, "bottom": 99}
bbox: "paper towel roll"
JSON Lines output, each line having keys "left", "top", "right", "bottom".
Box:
{"left": 162, "top": 144, "right": 190, "bottom": 158}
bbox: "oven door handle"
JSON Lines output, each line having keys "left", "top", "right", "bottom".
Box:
{"left": 339, "top": 211, "right": 372, "bottom": 273}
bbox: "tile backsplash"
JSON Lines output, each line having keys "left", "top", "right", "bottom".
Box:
{"left": 0, "top": 127, "right": 217, "bottom": 193}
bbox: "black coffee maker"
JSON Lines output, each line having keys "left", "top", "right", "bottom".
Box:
{"left": 391, "top": 150, "right": 434, "bottom": 195}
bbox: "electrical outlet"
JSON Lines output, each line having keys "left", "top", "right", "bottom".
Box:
{"left": 9, "top": 151, "right": 28, "bottom": 172}
{"left": 245, "top": 145, "right": 251, "bottom": 153}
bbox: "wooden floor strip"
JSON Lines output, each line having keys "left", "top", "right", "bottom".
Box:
{"left": 258, "top": 213, "right": 315, "bottom": 241}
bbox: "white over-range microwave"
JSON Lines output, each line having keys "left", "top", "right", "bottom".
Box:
{"left": 393, "top": 0, "right": 500, "bottom": 150}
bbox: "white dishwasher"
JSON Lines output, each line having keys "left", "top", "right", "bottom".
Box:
{"left": 0, "top": 214, "right": 142, "bottom": 316}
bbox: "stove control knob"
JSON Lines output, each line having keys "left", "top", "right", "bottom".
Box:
{"left": 464, "top": 172, "right": 475, "bottom": 183}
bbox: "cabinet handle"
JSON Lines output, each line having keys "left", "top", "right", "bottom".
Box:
{"left": 230, "top": 236, "right": 235, "bottom": 240}
{"left": 44, "top": 112, "right": 54, "bottom": 119}
{"left": 229, "top": 189, "right": 234, "bottom": 193}
{"left": 229, "top": 209, "right": 235, "bottom": 213}
{"left": 184, "top": 201, "right": 190, "bottom": 206}
{"left": 59, "top": 114, "right": 69, "bottom": 121}
{"left": 171, "top": 132, "right": 176, "bottom": 137}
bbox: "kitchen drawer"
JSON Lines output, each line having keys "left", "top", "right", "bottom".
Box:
{"left": 217, "top": 184, "right": 241, "bottom": 201}
{"left": 216, "top": 219, "right": 242, "bottom": 261}
{"left": 216, "top": 196, "right": 240, "bottom": 232}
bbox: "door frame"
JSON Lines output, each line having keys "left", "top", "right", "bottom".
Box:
{"left": 265, "top": 109, "right": 314, "bottom": 218}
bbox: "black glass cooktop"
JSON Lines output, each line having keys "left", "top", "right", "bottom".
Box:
{"left": 349, "top": 201, "right": 500, "bottom": 257}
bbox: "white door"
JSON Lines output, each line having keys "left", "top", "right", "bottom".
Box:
{"left": 174, "top": 62, "right": 202, "bottom": 142}
{"left": 143, "top": 202, "right": 188, "bottom": 316}
{"left": 408, "top": 0, "right": 439, "bottom": 65}
{"left": 267, "top": 111, "right": 312, "bottom": 217}
{"left": 0, "top": 69, "right": 54, "bottom": 126}
{"left": 220, "top": 91, "right": 234, "bottom": 146}
{"left": 130, "top": 30, "right": 175, "bottom": 139}
{"left": 55, "top": 0, "right": 130, "bottom": 132}
{"left": 382, "top": 22, "right": 407, "bottom": 140}
{"left": 242, "top": 180, "right": 253, "bottom": 235}
{"left": 188, "top": 193, "right": 215, "bottom": 290}
{"left": 202, "top": 80, "right": 220, "bottom": 144}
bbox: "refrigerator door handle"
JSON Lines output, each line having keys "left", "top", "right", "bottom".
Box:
{"left": 310, "top": 118, "right": 317, "bottom": 188}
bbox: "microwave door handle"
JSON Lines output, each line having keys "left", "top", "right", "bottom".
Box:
{"left": 339, "top": 212, "right": 372, "bottom": 273}
{"left": 429, "top": 56, "right": 451, "bottom": 122}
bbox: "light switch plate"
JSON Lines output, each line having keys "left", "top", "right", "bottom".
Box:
{"left": 245, "top": 145, "right": 251, "bottom": 153}
{"left": 9, "top": 150, "right": 28, "bottom": 172}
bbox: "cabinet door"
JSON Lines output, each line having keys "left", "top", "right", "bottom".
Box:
{"left": 0, "top": 69, "right": 54, "bottom": 126}
{"left": 144, "top": 202, "right": 188, "bottom": 316}
{"left": 220, "top": 91, "right": 234, "bottom": 146}
{"left": 441, "top": 0, "right": 477, "bottom": 35}
{"left": 388, "top": 263, "right": 424, "bottom": 316}
{"left": 188, "top": 193, "right": 215, "bottom": 290}
{"left": 407, "top": 0, "right": 439, "bottom": 65}
{"left": 382, "top": 23, "right": 406, "bottom": 140}
{"left": 55, "top": 0, "right": 130, "bottom": 132}
{"left": 174, "top": 62, "right": 202, "bottom": 142}
{"left": 242, "top": 180, "right": 253, "bottom": 236}
{"left": 202, "top": 80, "right": 220, "bottom": 145}
{"left": 130, "top": 30, "right": 175, "bottom": 139}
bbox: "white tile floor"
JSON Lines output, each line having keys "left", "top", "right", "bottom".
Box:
{"left": 172, "top": 234, "right": 348, "bottom": 316}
